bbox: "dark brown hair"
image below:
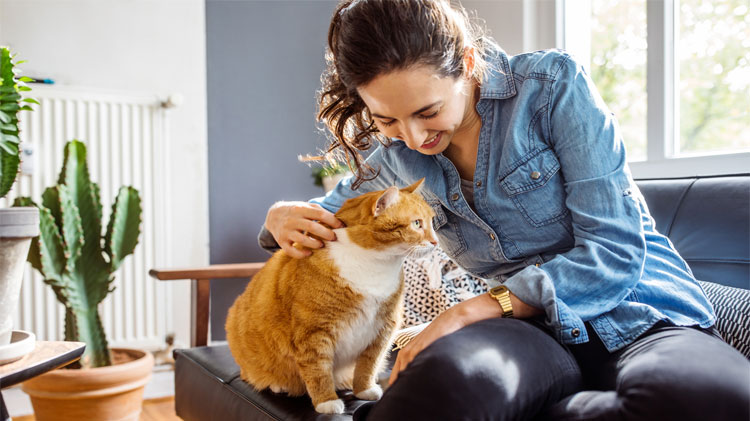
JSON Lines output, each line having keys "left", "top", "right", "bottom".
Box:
{"left": 315, "top": 0, "right": 492, "bottom": 189}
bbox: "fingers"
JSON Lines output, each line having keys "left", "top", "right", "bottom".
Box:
{"left": 265, "top": 201, "right": 346, "bottom": 259}
{"left": 308, "top": 204, "right": 346, "bottom": 229}
{"left": 388, "top": 354, "right": 403, "bottom": 386}
{"left": 289, "top": 230, "right": 324, "bottom": 249}
{"left": 280, "top": 242, "right": 310, "bottom": 259}
{"left": 301, "top": 219, "right": 337, "bottom": 242}
{"left": 388, "top": 345, "right": 416, "bottom": 386}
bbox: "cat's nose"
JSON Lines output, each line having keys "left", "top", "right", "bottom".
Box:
{"left": 429, "top": 238, "right": 438, "bottom": 246}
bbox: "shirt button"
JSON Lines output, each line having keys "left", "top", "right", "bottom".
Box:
{"left": 489, "top": 233, "right": 496, "bottom": 241}
{"left": 530, "top": 171, "right": 541, "bottom": 180}
{"left": 451, "top": 193, "right": 459, "bottom": 200}
{"left": 475, "top": 180, "right": 482, "bottom": 187}
{"left": 571, "top": 328, "right": 581, "bottom": 338}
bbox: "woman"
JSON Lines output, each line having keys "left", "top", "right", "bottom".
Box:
{"left": 260, "top": 0, "right": 749, "bottom": 419}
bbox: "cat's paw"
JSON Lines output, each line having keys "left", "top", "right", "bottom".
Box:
{"left": 269, "top": 384, "right": 286, "bottom": 394}
{"left": 315, "top": 398, "right": 345, "bottom": 414}
{"left": 355, "top": 384, "right": 383, "bottom": 400}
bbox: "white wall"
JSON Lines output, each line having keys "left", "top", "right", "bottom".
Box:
{"left": 0, "top": 0, "right": 208, "bottom": 347}
{"left": 462, "top": 0, "right": 558, "bottom": 55}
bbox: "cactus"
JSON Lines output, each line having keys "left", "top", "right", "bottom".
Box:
{"left": 13, "top": 140, "right": 142, "bottom": 368}
{"left": 0, "top": 47, "right": 36, "bottom": 199}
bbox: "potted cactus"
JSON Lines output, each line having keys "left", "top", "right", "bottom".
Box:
{"left": 0, "top": 46, "right": 38, "bottom": 354}
{"left": 13, "top": 140, "right": 153, "bottom": 421}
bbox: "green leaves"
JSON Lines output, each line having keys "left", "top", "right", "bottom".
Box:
{"left": 0, "top": 46, "right": 35, "bottom": 199}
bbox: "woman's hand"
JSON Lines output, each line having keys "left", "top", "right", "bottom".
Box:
{"left": 264, "top": 201, "right": 345, "bottom": 259}
{"left": 388, "top": 291, "right": 542, "bottom": 385}
{"left": 388, "top": 304, "right": 468, "bottom": 386}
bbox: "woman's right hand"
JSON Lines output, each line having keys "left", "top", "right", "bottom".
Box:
{"left": 264, "top": 201, "right": 345, "bottom": 259}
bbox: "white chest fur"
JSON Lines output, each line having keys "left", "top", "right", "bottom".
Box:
{"left": 325, "top": 229, "right": 404, "bottom": 370}
{"left": 325, "top": 229, "right": 404, "bottom": 299}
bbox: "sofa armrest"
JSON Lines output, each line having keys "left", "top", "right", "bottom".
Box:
{"left": 149, "top": 262, "right": 266, "bottom": 347}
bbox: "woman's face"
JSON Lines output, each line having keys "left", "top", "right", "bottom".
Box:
{"left": 357, "top": 65, "right": 477, "bottom": 155}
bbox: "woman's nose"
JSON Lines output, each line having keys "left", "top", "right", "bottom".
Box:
{"left": 399, "top": 122, "right": 427, "bottom": 150}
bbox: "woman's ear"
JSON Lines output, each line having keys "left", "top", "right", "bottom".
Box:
{"left": 463, "top": 46, "right": 476, "bottom": 80}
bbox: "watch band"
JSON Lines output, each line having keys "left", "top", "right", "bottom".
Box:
{"left": 488, "top": 285, "right": 514, "bottom": 318}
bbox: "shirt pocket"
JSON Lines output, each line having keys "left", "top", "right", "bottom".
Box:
{"left": 500, "top": 148, "right": 569, "bottom": 227}
{"left": 427, "top": 200, "right": 467, "bottom": 257}
{"left": 427, "top": 200, "right": 447, "bottom": 230}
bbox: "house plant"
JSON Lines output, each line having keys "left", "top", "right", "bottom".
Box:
{"left": 0, "top": 46, "right": 38, "bottom": 353}
{"left": 13, "top": 139, "right": 153, "bottom": 421}
{"left": 311, "top": 159, "right": 352, "bottom": 193}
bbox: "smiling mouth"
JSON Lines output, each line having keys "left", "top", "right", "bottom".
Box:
{"left": 421, "top": 132, "right": 442, "bottom": 149}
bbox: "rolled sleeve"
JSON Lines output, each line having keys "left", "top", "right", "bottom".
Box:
{"left": 257, "top": 225, "right": 281, "bottom": 254}
{"left": 505, "top": 54, "right": 647, "bottom": 345}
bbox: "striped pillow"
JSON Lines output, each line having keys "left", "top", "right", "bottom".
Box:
{"left": 698, "top": 281, "right": 750, "bottom": 359}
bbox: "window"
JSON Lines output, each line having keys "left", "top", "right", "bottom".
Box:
{"left": 677, "top": 0, "right": 750, "bottom": 157}
{"left": 560, "top": 0, "right": 750, "bottom": 177}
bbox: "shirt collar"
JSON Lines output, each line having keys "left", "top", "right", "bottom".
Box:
{"left": 479, "top": 45, "right": 517, "bottom": 100}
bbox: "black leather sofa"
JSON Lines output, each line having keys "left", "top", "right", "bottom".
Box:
{"left": 162, "top": 173, "right": 750, "bottom": 421}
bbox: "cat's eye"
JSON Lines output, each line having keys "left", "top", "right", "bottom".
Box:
{"left": 412, "top": 219, "right": 423, "bottom": 229}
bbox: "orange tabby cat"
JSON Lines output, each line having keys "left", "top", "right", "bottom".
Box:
{"left": 225, "top": 179, "right": 437, "bottom": 414}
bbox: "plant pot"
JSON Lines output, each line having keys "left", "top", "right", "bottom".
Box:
{"left": 0, "top": 207, "right": 39, "bottom": 346}
{"left": 322, "top": 172, "right": 351, "bottom": 193}
{"left": 22, "top": 348, "right": 155, "bottom": 421}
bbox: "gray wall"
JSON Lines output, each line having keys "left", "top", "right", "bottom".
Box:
{"left": 207, "top": 0, "right": 338, "bottom": 340}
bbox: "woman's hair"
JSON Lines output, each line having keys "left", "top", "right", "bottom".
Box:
{"left": 315, "top": 0, "right": 493, "bottom": 189}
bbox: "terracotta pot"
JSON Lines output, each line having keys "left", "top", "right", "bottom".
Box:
{"left": 22, "top": 348, "right": 154, "bottom": 421}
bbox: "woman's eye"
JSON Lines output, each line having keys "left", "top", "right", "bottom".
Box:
{"left": 419, "top": 111, "right": 438, "bottom": 120}
{"left": 412, "top": 219, "right": 422, "bottom": 229}
{"left": 380, "top": 119, "right": 395, "bottom": 127}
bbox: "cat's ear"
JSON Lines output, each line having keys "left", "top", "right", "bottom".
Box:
{"left": 373, "top": 186, "right": 400, "bottom": 217}
{"left": 402, "top": 178, "right": 425, "bottom": 194}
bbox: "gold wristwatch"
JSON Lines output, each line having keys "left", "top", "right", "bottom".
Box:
{"left": 488, "top": 285, "right": 514, "bottom": 318}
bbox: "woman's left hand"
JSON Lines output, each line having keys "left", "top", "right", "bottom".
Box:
{"left": 388, "top": 303, "right": 468, "bottom": 386}
{"left": 388, "top": 290, "right": 543, "bottom": 385}
{"left": 388, "top": 292, "right": 505, "bottom": 385}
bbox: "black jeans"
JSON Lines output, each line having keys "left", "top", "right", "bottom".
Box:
{"left": 353, "top": 318, "right": 750, "bottom": 421}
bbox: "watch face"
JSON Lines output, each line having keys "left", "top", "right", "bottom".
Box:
{"left": 491, "top": 285, "right": 508, "bottom": 295}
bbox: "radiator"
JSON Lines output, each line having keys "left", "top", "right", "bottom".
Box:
{"left": 1, "top": 86, "right": 174, "bottom": 350}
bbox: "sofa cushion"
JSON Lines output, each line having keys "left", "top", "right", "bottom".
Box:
{"left": 174, "top": 345, "right": 386, "bottom": 421}
{"left": 637, "top": 175, "right": 750, "bottom": 289}
{"left": 699, "top": 281, "right": 750, "bottom": 358}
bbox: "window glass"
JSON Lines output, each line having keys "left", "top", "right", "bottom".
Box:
{"left": 678, "top": 0, "right": 750, "bottom": 156}
{"left": 590, "top": 0, "right": 648, "bottom": 161}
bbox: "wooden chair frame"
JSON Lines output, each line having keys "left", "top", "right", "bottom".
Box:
{"left": 148, "top": 262, "right": 266, "bottom": 347}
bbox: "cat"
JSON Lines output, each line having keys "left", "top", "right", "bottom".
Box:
{"left": 225, "top": 178, "right": 437, "bottom": 414}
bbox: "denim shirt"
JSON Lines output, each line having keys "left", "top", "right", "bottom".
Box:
{"left": 262, "top": 48, "right": 715, "bottom": 352}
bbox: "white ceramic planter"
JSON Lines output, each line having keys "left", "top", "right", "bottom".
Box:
{"left": 0, "top": 207, "right": 39, "bottom": 346}
{"left": 322, "top": 172, "right": 351, "bottom": 193}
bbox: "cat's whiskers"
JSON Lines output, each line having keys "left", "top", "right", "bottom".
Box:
{"left": 406, "top": 244, "right": 436, "bottom": 259}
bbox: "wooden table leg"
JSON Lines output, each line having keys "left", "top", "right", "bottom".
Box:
{"left": 1, "top": 391, "right": 9, "bottom": 421}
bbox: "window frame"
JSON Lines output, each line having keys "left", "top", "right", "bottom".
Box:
{"left": 557, "top": 0, "right": 750, "bottom": 178}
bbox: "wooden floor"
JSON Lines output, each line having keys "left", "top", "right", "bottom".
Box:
{"left": 139, "top": 397, "right": 181, "bottom": 421}
{"left": 12, "top": 396, "right": 181, "bottom": 421}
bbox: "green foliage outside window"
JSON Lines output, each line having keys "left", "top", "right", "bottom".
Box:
{"left": 678, "top": 0, "right": 750, "bottom": 156}
{"left": 589, "top": 0, "right": 749, "bottom": 159}
{"left": 591, "top": 1, "right": 647, "bottom": 161}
